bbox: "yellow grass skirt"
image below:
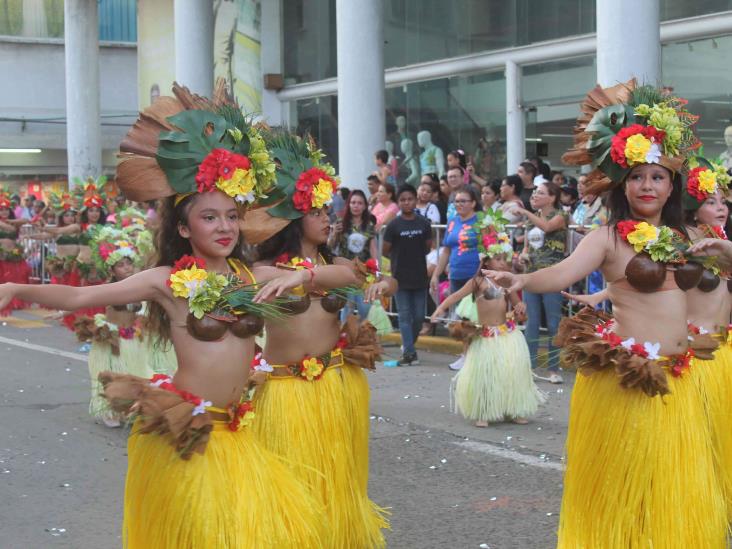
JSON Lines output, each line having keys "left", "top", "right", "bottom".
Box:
{"left": 557, "top": 367, "right": 728, "bottom": 548}
{"left": 451, "top": 329, "right": 545, "bottom": 422}
{"left": 697, "top": 344, "right": 732, "bottom": 520}
{"left": 123, "top": 419, "right": 326, "bottom": 548}
{"left": 251, "top": 363, "right": 389, "bottom": 548}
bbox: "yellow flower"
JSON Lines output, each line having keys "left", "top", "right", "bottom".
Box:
{"left": 168, "top": 265, "right": 208, "bottom": 299}
{"left": 698, "top": 169, "right": 718, "bottom": 195}
{"left": 216, "top": 168, "right": 256, "bottom": 203}
{"left": 627, "top": 221, "right": 659, "bottom": 252}
{"left": 624, "top": 134, "right": 652, "bottom": 165}
{"left": 311, "top": 179, "right": 334, "bottom": 209}
{"left": 300, "top": 357, "right": 324, "bottom": 381}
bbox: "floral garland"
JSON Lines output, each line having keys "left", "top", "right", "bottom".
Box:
{"left": 616, "top": 220, "right": 687, "bottom": 263}
{"left": 274, "top": 253, "right": 316, "bottom": 270}
{"left": 595, "top": 319, "right": 693, "bottom": 377}
{"left": 93, "top": 313, "right": 142, "bottom": 340}
{"left": 292, "top": 167, "right": 339, "bottom": 213}
{"left": 98, "top": 239, "right": 138, "bottom": 268}
{"left": 167, "top": 255, "right": 228, "bottom": 319}
{"left": 686, "top": 162, "right": 731, "bottom": 202}
{"left": 482, "top": 320, "right": 516, "bottom": 338}
{"left": 610, "top": 124, "right": 666, "bottom": 168}
{"left": 363, "top": 258, "right": 381, "bottom": 286}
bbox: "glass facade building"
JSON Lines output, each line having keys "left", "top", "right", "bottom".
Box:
{"left": 283, "top": 0, "right": 732, "bottom": 180}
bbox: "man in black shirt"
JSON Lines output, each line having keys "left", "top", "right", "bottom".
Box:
{"left": 383, "top": 185, "right": 433, "bottom": 366}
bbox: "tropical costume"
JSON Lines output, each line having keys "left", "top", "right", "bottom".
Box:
{"left": 241, "top": 130, "right": 389, "bottom": 548}
{"left": 0, "top": 188, "right": 31, "bottom": 315}
{"left": 449, "top": 210, "right": 545, "bottom": 423}
{"left": 104, "top": 80, "right": 326, "bottom": 547}
{"left": 554, "top": 80, "right": 727, "bottom": 547}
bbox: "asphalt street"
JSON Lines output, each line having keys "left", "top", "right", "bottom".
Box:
{"left": 0, "top": 310, "right": 571, "bottom": 549}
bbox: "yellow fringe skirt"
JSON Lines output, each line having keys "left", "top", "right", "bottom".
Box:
{"left": 251, "top": 363, "right": 389, "bottom": 548}
{"left": 123, "top": 419, "right": 326, "bottom": 548}
{"left": 696, "top": 344, "right": 732, "bottom": 521}
{"left": 557, "top": 367, "right": 728, "bottom": 548}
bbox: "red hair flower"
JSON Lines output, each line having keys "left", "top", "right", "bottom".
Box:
{"left": 686, "top": 166, "right": 708, "bottom": 202}
{"left": 292, "top": 167, "right": 337, "bottom": 213}
{"left": 616, "top": 220, "right": 638, "bottom": 241}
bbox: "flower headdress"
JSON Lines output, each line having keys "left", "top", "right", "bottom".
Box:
{"left": 683, "top": 156, "right": 731, "bottom": 211}
{"left": 72, "top": 176, "right": 107, "bottom": 210}
{"left": 116, "top": 79, "right": 276, "bottom": 207}
{"left": 48, "top": 190, "right": 78, "bottom": 213}
{"left": 562, "top": 79, "right": 701, "bottom": 194}
{"left": 475, "top": 209, "right": 513, "bottom": 259}
{"left": 0, "top": 187, "right": 11, "bottom": 209}
{"left": 90, "top": 225, "right": 142, "bottom": 277}
{"left": 240, "top": 129, "right": 338, "bottom": 244}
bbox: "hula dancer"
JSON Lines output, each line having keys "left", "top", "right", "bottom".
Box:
{"left": 0, "top": 188, "right": 31, "bottom": 315}
{"left": 432, "top": 209, "right": 544, "bottom": 427}
{"left": 486, "top": 80, "right": 730, "bottom": 547}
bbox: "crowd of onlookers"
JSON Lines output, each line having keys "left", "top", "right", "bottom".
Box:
{"left": 327, "top": 149, "right": 610, "bottom": 374}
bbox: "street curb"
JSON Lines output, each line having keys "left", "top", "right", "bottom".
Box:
{"left": 380, "top": 332, "right": 462, "bottom": 355}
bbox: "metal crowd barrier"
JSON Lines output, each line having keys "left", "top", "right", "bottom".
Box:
{"left": 17, "top": 224, "right": 56, "bottom": 284}
{"left": 372, "top": 221, "right": 606, "bottom": 325}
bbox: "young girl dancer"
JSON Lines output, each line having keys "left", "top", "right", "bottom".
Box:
{"left": 0, "top": 189, "right": 31, "bottom": 314}
{"left": 0, "top": 82, "right": 346, "bottom": 547}
{"left": 432, "top": 212, "right": 544, "bottom": 426}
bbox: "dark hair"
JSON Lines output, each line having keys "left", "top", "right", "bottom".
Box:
{"left": 439, "top": 174, "right": 448, "bottom": 183}
{"left": 81, "top": 206, "right": 107, "bottom": 225}
{"left": 519, "top": 161, "right": 537, "bottom": 179}
{"left": 367, "top": 174, "right": 380, "bottom": 185}
{"left": 502, "top": 174, "right": 523, "bottom": 198}
{"left": 256, "top": 216, "right": 333, "bottom": 265}
{"left": 448, "top": 165, "right": 465, "bottom": 176}
{"left": 342, "top": 189, "right": 376, "bottom": 233}
{"left": 379, "top": 182, "right": 396, "bottom": 202}
{"left": 550, "top": 170, "right": 566, "bottom": 185}
{"left": 421, "top": 172, "right": 439, "bottom": 185}
{"left": 147, "top": 194, "right": 247, "bottom": 343}
{"left": 540, "top": 182, "right": 562, "bottom": 209}
{"left": 57, "top": 209, "right": 75, "bottom": 226}
{"left": 338, "top": 187, "right": 350, "bottom": 201}
{"left": 485, "top": 178, "right": 501, "bottom": 197}
{"left": 375, "top": 149, "right": 389, "bottom": 164}
{"left": 608, "top": 168, "right": 685, "bottom": 234}
{"left": 396, "top": 184, "right": 417, "bottom": 199}
{"left": 448, "top": 149, "right": 467, "bottom": 168}
{"left": 454, "top": 185, "right": 483, "bottom": 213}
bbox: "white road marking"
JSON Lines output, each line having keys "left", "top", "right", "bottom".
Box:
{"left": 454, "top": 440, "right": 564, "bottom": 472}
{"left": 0, "top": 335, "right": 87, "bottom": 363}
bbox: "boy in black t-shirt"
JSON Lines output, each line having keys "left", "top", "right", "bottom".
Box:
{"left": 383, "top": 185, "right": 433, "bottom": 366}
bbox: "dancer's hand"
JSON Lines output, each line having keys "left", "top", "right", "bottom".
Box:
{"left": 513, "top": 301, "right": 526, "bottom": 317}
{"left": 561, "top": 290, "right": 604, "bottom": 308}
{"left": 363, "top": 280, "right": 387, "bottom": 303}
{"left": 482, "top": 270, "right": 524, "bottom": 293}
{"left": 0, "top": 283, "right": 15, "bottom": 311}
{"left": 253, "top": 270, "right": 307, "bottom": 303}
{"left": 688, "top": 238, "right": 732, "bottom": 259}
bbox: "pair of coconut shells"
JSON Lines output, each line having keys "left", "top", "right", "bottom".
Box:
{"left": 624, "top": 253, "right": 724, "bottom": 293}
{"left": 186, "top": 313, "right": 264, "bottom": 342}
{"left": 279, "top": 293, "right": 348, "bottom": 315}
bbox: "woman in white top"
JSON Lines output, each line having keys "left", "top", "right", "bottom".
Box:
{"left": 416, "top": 178, "right": 441, "bottom": 224}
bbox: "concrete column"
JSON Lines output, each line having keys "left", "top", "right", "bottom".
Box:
{"left": 336, "top": 0, "right": 385, "bottom": 192}
{"left": 64, "top": 0, "right": 101, "bottom": 186}
{"left": 596, "top": 0, "right": 661, "bottom": 87}
{"left": 261, "top": 0, "right": 285, "bottom": 126}
{"left": 505, "top": 60, "right": 525, "bottom": 174}
{"left": 174, "top": 0, "right": 214, "bottom": 97}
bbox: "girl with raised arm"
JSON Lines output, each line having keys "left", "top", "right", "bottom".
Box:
{"left": 242, "top": 130, "right": 394, "bottom": 548}
{"left": 486, "top": 81, "right": 729, "bottom": 547}
{"left": 0, "top": 83, "right": 329, "bottom": 548}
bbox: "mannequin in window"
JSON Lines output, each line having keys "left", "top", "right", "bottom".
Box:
{"left": 385, "top": 140, "right": 399, "bottom": 183}
{"left": 719, "top": 125, "right": 732, "bottom": 170}
{"left": 400, "top": 138, "right": 421, "bottom": 186}
{"left": 418, "top": 130, "right": 445, "bottom": 178}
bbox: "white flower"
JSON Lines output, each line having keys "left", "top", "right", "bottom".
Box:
{"left": 645, "top": 143, "right": 661, "bottom": 164}
{"left": 699, "top": 326, "right": 709, "bottom": 335}
{"left": 620, "top": 337, "right": 636, "bottom": 350}
{"left": 254, "top": 356, "right": 273, "bottom": 373}
{"left": 235, "top": 191, "right": 256, "bottom": 204}
{"left": 643, "top": 341, "right": 661, "bottom": 361}
{"left": 192, "top": 400, "right": 212, "bottom": 416}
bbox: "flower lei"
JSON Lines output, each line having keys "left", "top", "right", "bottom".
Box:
{"left": 686, "top": 163, "right": 730, "bottom": 202}
{"left": 482, "top": 320, "right": 516, "bottom": 338}
{"left": 150, "top": 374, "right": 212, "bottom": 416}
{"left": 167, "top": 255, "right": 228, "bottom": 319}
{"left": 93, "top": 313, "right": 142, "bottom": 340}
{"left": 274, "top": 253, "right": 316, "bottom": 270}
{"left": 98, "top": 239, "right": 138, "bottom": 267}
{"left": 292, "top": 167, "right": 338, "bottom": 213}
{"left": 616, "top": 220, "right": 686, "bottom": 263}
{"left": 595, "top": 319, "right": 693, "bottom": 377}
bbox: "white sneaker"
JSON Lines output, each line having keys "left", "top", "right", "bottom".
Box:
{"left": 102, "top": 417, "right": 121, "bottom": 428}
{"left": 548, "top": 372, "right": 564, "bottom": 384}
{"left": 449, "top": 355, "right": 465, "bottom": 371}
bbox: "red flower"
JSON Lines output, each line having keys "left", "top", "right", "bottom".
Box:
{"left": 275, "top": 253, "right": 290, "bottom": 265}
{"left": 642, "top": 125, "right": 666, "bottom": 144}
{"left": 168, "top": 255, "right": 206, "bottom": 284}
{"left": 195, "top": 149, "right": 231, "bottom": 192}
{"left": 630, "top": 343, "right": 648, "bottom": 357}
{"left": 218, "top": 151, "right": 250, "bottom": 180}
{"left": 335, "top": 333, "right": 348, "bottom": 349}
{"left": 364, "top": 258, "right": 379, "bottom": 274}
{"left": 713, "top": 225, "right": 727, "bottom": 240}
{"left": 604, "top": 332, "right": 622, "bottom": 347}
{"left": 292, "top": 167, "right": 333, "bottom": 213}
{"left": 616, "top": 220, "right": 638, "bottom": 241}
{"left": 686, "top": 167, "right": 707, "bottom": 202}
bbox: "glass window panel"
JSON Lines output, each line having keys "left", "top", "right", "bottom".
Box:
{"left": 294, "top": 95, "right": 339, "bottom": 168}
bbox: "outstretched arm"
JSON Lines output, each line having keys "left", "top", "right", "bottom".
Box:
{"left": 252, "top": 263, "right": 359, "bottom": 302}
{"left": 0, "top": 267, "right": 168, "bottom": 311}
{"left": 485, "top": 226, "right": 610, "bottom": 294}
{"left": 561, "top": 287, "right": 609, "bottom": 308}
{"left": 431, "top": 278, "right": 475, "bottom": 321}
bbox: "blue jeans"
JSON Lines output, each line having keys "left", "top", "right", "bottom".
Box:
{"left": 523, "top": 290, "right": 563, "bottom": 372}
{"left": 394, "top": 288, "right": 427, "bottom": 355}
{"left": 340, "top": 293, "right": 371, "bottom": 322}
